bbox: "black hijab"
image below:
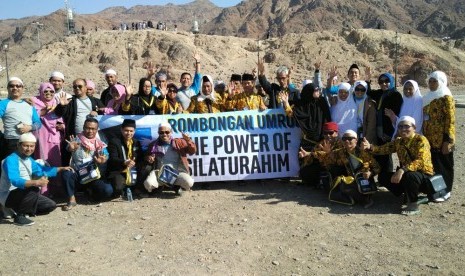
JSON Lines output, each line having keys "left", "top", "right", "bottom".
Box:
{"left": 292, "top": 83, "right": 331, "bottom": 142}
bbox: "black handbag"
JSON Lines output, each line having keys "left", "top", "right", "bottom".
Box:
{"left": 427, "top": 174, "right": 447, "bottom": 201}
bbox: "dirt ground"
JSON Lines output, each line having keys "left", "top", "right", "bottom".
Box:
{"left": 1, "top": 105, "right": 465, "bottom": 276}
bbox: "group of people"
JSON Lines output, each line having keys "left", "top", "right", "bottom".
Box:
{"left": 0, "top": 53, "right": 456, "bottom": 225}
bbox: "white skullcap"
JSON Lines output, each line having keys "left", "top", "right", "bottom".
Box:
{"left": 343, "top": 129, "right": 358, "bottom": 138}
{"left": 338, "top": 82, "right": 351, "bottom": 92}
{"left": 399, "top": 115, "right": 416, "bottom": 126}
{"left": 50, "top": 71, "right": 65, "bottom": 80}
{"left": 19, "top": 133, "right": 37, "bottom": 143}
{"left": 8, "top": 77, "right": 23, "bottom": 85}
{"left": 158, "top": 122, "right": 172, "bottom": 131}
{"left": 105, "top": 69, "right": 117, "bottom": 76}
{"left": 302, "top": 79, "right": 313, "bottom": 87}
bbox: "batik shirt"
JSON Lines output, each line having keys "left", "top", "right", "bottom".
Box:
{"left": 224, "top": 92, "right": 266, "bottom": 111}
{"left": 185, "top": 94, "right": 225, "bottom": 114}
{"left": 372, "top": 134, "right": 434, "bottom": 175}
{"left": 320, "top": 147, "right": 380, "bottom": 175}
{"left": 422, "top": 96, "right": 455, "bottom": 150}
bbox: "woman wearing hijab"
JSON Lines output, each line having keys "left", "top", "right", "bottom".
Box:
{"left": 331, "top": 83, "right": 358, "bottom": 137}
{"left": 353, "top": 81, "right": 377, "bottom": 144}
{"left": 367, "top": 73, "right": 403, "bottom": 187}
{"left": 422, "top": 71, "right": 455, "bottom": 202}
{"left": 100, "top": 84, "right": 126, "bottom": 115}
{"left": 282, "top": 83, "right": 331, "bottom": 186}
{"left": 186, "top": 75, "right": 224, "bottom": 113}
{"left": 121, "top": 78, "right": 159, "bottom": 115}
{"left": 385, "top": 80, "right": 423, "bottom": 138}
{"left": 156, "top": 83, "right": 183, "bottom": 114}
{"left": 31, "top": 82, "right": 65, "bottom": 196}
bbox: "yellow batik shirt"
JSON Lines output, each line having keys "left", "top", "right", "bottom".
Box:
{"left": 185, "top": 94, "right": 225, "bottom": 114}
{"left": 422, "top": 95, "right": 456, "bottom": 150}
{"left": 155, "top": 98, "right": 182, "bottom": 114}
{"left": 372, "top": 134, "right": 434, "bottom": 175}
{"left": 224, "top": 92, "right": 267, "bottom": 111}
{"left": 320, "top": 147, "right": 380, "bottom": 175}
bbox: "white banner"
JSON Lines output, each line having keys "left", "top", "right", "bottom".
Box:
{"left": 98, "top": 109, "right": 302, "bottom": 182}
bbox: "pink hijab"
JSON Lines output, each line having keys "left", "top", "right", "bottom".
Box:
{"left": 103, "top": 84, "right": 127, "bottom": 114}
{"left": 31, "top": 82, "right": 57, "bottom": 109}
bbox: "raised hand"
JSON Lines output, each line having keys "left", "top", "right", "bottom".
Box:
{"left": 298, "top": 147, "right": 310, "bottom": 159}
{"left": 360, "top": 137, "right": 371, "bottom": 151}
{"left": 58, "top": 92, "right": 70, "bottom": 106}
{"left": 181, "top": 132, "right": 191, "bottom": 141}
{"left": 365, "top": 66, "right": 372, "bottom": 81}
{"left": 193, "top": 51, "right": 200, "bottom": 63}
{"left": 227, "top": 82, "right": 236, "bottom": 98}
{"left": 65, "top": 135, "right": 79, "bottom": 152}
{"left": 314, "top": 61, "right": 322, "bottom": 70}
{"left": 319, "top": 139, "right": 332, "bottom": 153}
{"left": 257, "top": 58, "right": 265, "bottom": 76}
{"left": 125, "top": 83, "right": 134, "bottom": 100}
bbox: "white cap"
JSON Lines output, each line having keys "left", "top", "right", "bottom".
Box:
{"left": 105, "top": 69, "right": 117, "bottom": 76}
{"left": 8, "top": 77, "right": 23, "bottom": 85}
{"left": 302, "top": 79, "right": 313, "bottom": 87}
{"left": 50, "top": 71, "right": 65, "bottom": 81}
{"left": 338, "top": 82, "right": 351, "bottom": 92}
{"left": 158, "top": 122, "right": 172, "bottom": 131}
{"left": 343, "top": 129, "right": 357, "bottom": 138}
{"left": 399, "top": 115, "right": 416, "bottom": 126}
{"left": 19, "top": 133, "right": 37, "bottom": 143}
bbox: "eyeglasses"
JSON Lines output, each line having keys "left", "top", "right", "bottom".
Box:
{"left": 158, "top": 131, "right": 170, "bottom": 135}
{"left": 354, "top": 87, "right": 366, "bottom": 92}
{"left": 43, "top": 90, "right": 54, "bottom": 94}
{"left": 8, "top": 84, "right": 23, "bottom": 88}
{"left": 398, "top": 124, "right": 412, "bottom": 130}
{"left": 168, "top": 89, "right": 177, "bottom": 93}
{"left": 324, "top": 131, "right": 335, "bottom": 135}
{"left": 378, "top": 79, "right": 390, "bottom": 84}
{"left": 73, "top": 85, "right": 84, "bottom": 89}
{"left": 342, "top": 136, "right": 357, "bottom": 141}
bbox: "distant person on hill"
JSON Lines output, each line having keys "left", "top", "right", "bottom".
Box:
{"left": 257, "top": 59, "right": 300, "bottom": 109}
{"left": 0, "top": 77, "right": 42, "bottom": 161}
{"left": 176, "top": 52, "right": 202, "bottom": 110}
{"left": 100, "top": 69, "right": 120, "bottom": 106}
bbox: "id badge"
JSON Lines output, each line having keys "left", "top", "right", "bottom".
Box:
{"left": 149, "top": 110, "right": 155, "bottom": 115}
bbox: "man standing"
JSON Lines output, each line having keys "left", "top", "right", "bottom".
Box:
{"left": 257, "top": 60, "right": 300, "bottom": 109}
{"left": 224, "top": 73, "right": 267, "bottom": 111}
{"left": 100, "top": 69, "right": 118, "bottom": 106}
{"left": 0, "top": 133, "right": 72, "bottom": 226}
{"left": 107, "top": 119, "right": 144, "bottom": 196}
{"left": 0, "top": 77, "right": 42, "bottom": 160}
{"left": 177, "top": 52, "right": 202, "bottom": 110}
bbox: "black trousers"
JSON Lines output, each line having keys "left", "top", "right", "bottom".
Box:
{"left": 5, "top": 187, "right": 56, "bottom": 216}
{"left": 382, "top": 171, "right": 430, "bottom": 202}
{"left": 431, "top": 151, "right": 454, "bottom": 193}
{"left": 300, "top": 161, "right": 322, "bottom": 186}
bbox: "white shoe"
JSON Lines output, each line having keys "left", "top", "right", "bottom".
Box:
{"left": 1, "top": 206, "right": 16, "bottom": 219}
{"left": 433, "top": 192, "right": 451, "bottom": 203}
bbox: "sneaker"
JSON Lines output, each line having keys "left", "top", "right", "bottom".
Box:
{"left": 433, "top": 192, "right": 451, "bottom": 203}
{"left": 14, "top": 215, "right": 35, "bottom": 226}
{"left": 1, "top": 206, "right": 16, "bottom": 219}
{"left": 175, "top": 187, "right": 183, "bottom": 196}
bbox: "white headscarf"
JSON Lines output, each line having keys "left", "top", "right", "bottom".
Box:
{"left": 197, "top": 74, "right": 216, "bottom": 102}
{"left": 422, "top": 71, "right": 452, "bottom": 107}
{"left": 331, "top": 82, "right": 358, "bottom": 137}
{"left": 396, "top": 80, "right": 423, "bottom": 134}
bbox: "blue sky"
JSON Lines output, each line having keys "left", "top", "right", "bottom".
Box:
{"left": 0, "top": 0, "right": 241, "bottom": 20}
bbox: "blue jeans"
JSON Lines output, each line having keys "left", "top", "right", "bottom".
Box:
{"left": 62, "top": 170, "right": 113, "bottom": 201}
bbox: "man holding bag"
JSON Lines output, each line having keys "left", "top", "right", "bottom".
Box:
{"left": 142, "top": 122, "right": 196, "bottom": 195}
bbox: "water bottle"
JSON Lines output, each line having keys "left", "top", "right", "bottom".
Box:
{"left": 126, "top": 187, "right": 133, "bottom": 202}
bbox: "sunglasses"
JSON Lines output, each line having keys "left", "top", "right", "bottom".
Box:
{"left": 342, "top": 136, "right": 356, "bottom": 141}
{"left": 354, "top": 87, "right": 366, "bottom": 92}
{"left": 43, "top": 90, "right": 54, "bottom": 94}
{"left": 398, "top": 124, "right": 412, "bottom": 129}
{"left": 168, "top": 89, "right": 177, "bottom": 93}
{"left": 158, "top": 131, "right": 170, "bottom": 135}
{"left": 378, "top": 79, "right": 390, "bottom": 84}
{"left": 73, "top": 85, "right": 84, "bottom": 89}
{"left": 324, "top": 131, "right": 335, "bottom": 135}
{"left": 8, "top": 84, "right": 23, "bottom": 88}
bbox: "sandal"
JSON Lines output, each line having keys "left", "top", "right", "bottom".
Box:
{"left": 62, "top": 202, "right": 77, "bottom": 211}
{"left": 401, "top": 203, "right": 420, "bottom": 216}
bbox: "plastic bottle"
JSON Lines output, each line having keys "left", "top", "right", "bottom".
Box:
{"left": 126, "top": 187, "right": 133, "bottom": 202}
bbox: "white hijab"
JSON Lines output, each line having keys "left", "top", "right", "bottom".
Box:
{"left": 197, "top": 74, "right": 216, "bottom": 102}
{"left": 422, "top": 71, "right": 452, "bottom": 107}
{"left": 394, "top": 80, "right": 423, "bottom": 137}
{"left": 331, "top": 82, "right": 358, "bottom": 137}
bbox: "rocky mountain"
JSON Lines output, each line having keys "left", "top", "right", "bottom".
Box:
{"left": 1, "top": 27, "right": 464, "bottom": 94}
{"left": 202, "top": 0, "right": 465, "bottom": 39}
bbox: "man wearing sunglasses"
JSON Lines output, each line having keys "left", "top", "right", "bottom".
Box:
{"left": 361, "top": 116, "right": 434, "bottom": 216}
{"left": 142, "top": 123, "right": 196, "bottom": 195}
{"left": 0, "top": 77, "right": 42, "bottom": 161}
